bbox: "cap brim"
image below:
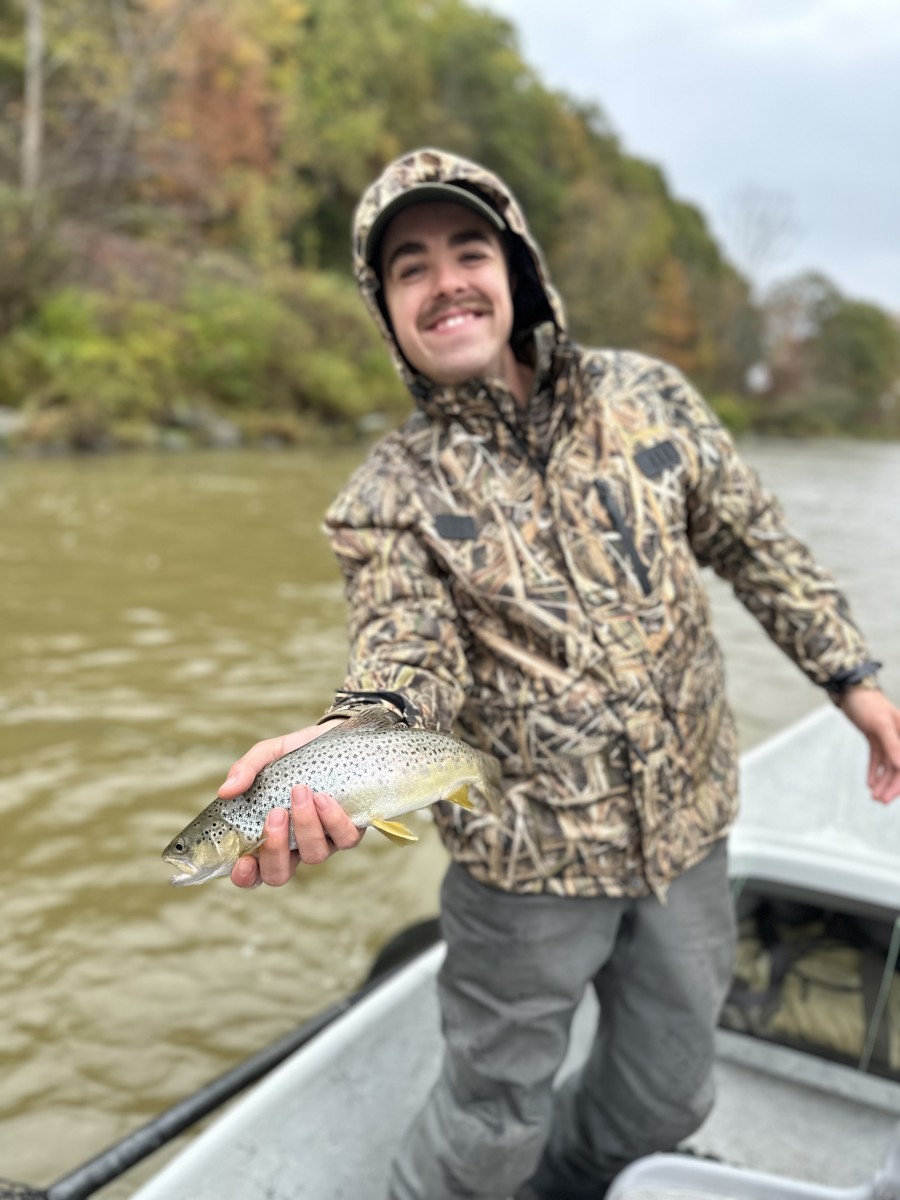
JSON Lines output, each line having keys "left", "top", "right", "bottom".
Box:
{"left": 365, "top": 183, "right": 506, "bottom": 274}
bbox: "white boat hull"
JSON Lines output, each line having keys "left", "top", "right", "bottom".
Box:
{"left": 133, "top": 707, "right": 900, "bottom": 1199}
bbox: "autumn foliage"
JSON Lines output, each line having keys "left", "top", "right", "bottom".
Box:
{"left": 0, "top": 0, "right": 897, "bottom": 450}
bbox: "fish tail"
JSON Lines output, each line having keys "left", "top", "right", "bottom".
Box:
{"left": 473, "top": 751, "right": 503, "bottom": 814}
{"left": 478, "top": 750, "right": 502, "bottom": 790}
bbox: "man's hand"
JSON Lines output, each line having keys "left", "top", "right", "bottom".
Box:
{"left": 838, "top": 688, "right": 900, "bottom": 804}
{"left": 218, "top": 720, "right": 365, "bottom": 888}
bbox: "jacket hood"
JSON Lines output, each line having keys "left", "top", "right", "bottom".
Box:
{"left": 351, "top": 148, "right": 567, "bottom": 392}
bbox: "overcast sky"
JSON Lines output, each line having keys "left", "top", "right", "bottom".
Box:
{"left": 483, "top": 0, "right": 900, "bottom": 314}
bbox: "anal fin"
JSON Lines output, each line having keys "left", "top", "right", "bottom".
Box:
{"left": 371, "top": 818, "right": 419, "bottom": 845}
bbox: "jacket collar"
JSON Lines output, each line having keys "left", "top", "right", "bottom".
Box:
{"left": 409, "top": 324, "right": 579, "bottom": 464}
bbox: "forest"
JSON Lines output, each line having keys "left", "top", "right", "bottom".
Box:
{"left": 1, "top": 0, "right": 898, "bottom": 452}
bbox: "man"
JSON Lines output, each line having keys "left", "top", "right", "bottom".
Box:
{"left": 222, "top": 149, "right": 900, "bottom": 1199}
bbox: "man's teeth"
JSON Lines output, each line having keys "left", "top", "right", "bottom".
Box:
{"left": 435, "top": 312, "right": 476, "bottom": 331}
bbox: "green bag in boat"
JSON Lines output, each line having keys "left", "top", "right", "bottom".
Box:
{"left": 721, "top": 901, "right": 900, "bottom": 1078}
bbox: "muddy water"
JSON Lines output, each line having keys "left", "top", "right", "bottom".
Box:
{"left": 1, "top": 440, "right": 898, "bottom": 1195}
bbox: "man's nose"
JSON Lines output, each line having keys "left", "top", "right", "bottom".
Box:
{"left": 432, "top": 256, "right": 466, "bottom": 296}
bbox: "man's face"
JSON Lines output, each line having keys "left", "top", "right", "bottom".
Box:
{"left": 380, "top": 201, "right": 516, "bottom": 389}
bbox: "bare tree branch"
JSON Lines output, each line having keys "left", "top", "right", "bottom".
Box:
{"left": 721, "top": 184, "right": 801, "bottom": 293}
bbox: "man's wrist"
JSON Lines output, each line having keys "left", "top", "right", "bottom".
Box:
{"left": 827, "top": 668, "right": 882, "bottom": 708}
{"left": 824, "top": 661, "right": 882, "bottom": 699}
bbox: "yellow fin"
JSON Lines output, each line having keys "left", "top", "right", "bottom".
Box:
{"left": 371, "top": 818, "right": 419, "bottom": 845}
{"left": 444, "top": 783, "right": 475, "bottom": 811}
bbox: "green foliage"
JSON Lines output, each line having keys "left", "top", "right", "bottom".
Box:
{"left": 179, "top": 266, "right": 405, "bottom": 421}
{"left": 761, "top": 273, "right": 900, "bottom": 436}
{"left": 707, "top": 392, "right": 755, "bottom": 436}
{"left": 813, "top": 300, "right": 900, "bottom": 424}
{"left": 0, "top": 267, "right": 407, "bottom": 450}
{"left": 0, "top": 186, "right": 68, "bottom": 333}
{"left": 0, "top": 289, "right": 181, "bottom": 449}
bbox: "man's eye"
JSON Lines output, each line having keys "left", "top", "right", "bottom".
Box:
{"left": 397, "top": 263, "right": 424, "bottom": 281}
{"left": 461, "top": 251, "right": 486, "bottom": 263}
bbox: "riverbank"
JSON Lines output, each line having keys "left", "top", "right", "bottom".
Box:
{"left": 2, "top": 403, "right": 896, "bottom": 457}
{"left": 0, "top": 399, "right": 397, "bottom": 456}
{"left": 2, "top": 224, "right": 895, "bottom": 455}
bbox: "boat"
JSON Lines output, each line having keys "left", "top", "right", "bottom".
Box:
{"left": 119, "top": 706, "right": 900, "bottom": 1198}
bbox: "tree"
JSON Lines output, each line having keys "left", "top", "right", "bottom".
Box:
{"left": 759, "top": 272, "right": 900, "bottom": 434}
{"left": 814, "top": 299, "right": 900, "bottom": 430}
{"left": 20, "top": 0, "right": 41, "bottom": 194}
{"left": 720, "top": 184, "right": 800, "bottom": 298}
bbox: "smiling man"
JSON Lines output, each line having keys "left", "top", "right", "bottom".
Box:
{"left": 378, "top": 200, "right": 530, "bottom": 400}
{"left": 221, "top": 149, "right": 900, "bottom": 1200}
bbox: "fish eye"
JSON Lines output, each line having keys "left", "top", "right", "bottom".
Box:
{"left": 173, "top": 839, "right": 186, "bottom": 854}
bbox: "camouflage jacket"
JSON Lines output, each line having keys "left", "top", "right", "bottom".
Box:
{"left": 320, "top": 150, "right": 875, "bottom": 900}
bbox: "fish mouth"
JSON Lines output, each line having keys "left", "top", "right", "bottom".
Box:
{"left": 163, "top": 856, "right": 201, "bottom": 887}
{"left": 164, "top": 854, "right": 238, "bottom": 887}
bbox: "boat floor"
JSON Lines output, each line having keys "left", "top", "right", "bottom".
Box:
{"left": 132, "top": 942, "right": 900, "bottom": 1200}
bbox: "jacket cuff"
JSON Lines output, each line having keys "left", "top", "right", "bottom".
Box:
{"left": 823, "top": 661, "right": 882, "bottom": 700}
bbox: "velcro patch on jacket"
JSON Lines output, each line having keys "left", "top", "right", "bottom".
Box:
{"left": 435, "top": 513, "right": 478, "bottom": 540}
{"left": 635, "top": 440, "right": 680, "bottom": 478}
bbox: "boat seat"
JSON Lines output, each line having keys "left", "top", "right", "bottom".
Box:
{"left": 606, "top": 1121, "right": 900, "bottom": 1200}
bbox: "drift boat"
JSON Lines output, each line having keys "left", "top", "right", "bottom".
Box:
{"left": 125, "top": 706, "right": 900, "bottom": 1198}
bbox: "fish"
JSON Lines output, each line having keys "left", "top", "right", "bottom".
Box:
{"left": 162, "top": 706, "right": 501, "bottom": 886}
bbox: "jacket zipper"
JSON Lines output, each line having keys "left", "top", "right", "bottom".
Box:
{"left": 595, "top": 480, "right": 652, "bottom": 596}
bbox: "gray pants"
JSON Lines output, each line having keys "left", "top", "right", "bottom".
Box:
{"left": 387, "top": 840, "right": 735, "bottom": 1200}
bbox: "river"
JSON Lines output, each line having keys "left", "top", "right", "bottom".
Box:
{"left": 1, "top": 438, "right": 898, "bottom": 1195}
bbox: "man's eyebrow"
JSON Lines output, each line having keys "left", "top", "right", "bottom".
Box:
{"left": 385, "top": 240, "right": 426, "bottom": 274}
{"left": 385, "top": 228, "right": 492, "bottom": 275}
{"left": 448, "top": 229, "right": 492, "bottom": 248}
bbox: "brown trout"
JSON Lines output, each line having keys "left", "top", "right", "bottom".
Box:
{"left": 162, "top": 707, "right": 501, "bottom": 885}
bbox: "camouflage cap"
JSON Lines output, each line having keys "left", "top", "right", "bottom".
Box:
{"left": 364, "top": 181, "right": 507, "bottom": 277}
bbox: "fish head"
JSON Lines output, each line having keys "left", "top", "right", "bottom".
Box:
{"left": 162, "top": 813, "right": 262, "bottom": 886}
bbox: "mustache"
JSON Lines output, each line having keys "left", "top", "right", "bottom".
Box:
{"left": 420, "top": 295, "right": 489, "bottom": 329}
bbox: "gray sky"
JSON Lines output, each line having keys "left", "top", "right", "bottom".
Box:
{"left": 483, "top": 0, "right": 900, "bottom": 314}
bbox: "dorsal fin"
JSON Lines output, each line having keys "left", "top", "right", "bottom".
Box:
{"left": 319, "top": 705, "right": 404, "bottom": 736}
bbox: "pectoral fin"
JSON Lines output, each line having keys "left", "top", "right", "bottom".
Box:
{"left": 231, "top": 828, "right": 268, "bottom": 859}
{"left": 370, "top": 818, "right": 419, "bottom": 845}
{"left": 443, "top": 783, "right": 475, "bottom": 811}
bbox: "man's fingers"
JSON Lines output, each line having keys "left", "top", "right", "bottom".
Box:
{"left": 289, "top": 784, "right": 362, "bottom": 863}
{"left": 291, "top": 784, "right": 334, "bottom": 864}
{"left": 218, "top": 736, "right": 287, "bottom": 798}
{"left": 231, "top": 855, "right": 261, "bottom": 888}
{"left": 871, "top": 754, "right": 900, "bottom": 804}
{"left": 256, "top": 806, "right": 299, "bottom": 886}
{"left": 866, "top": 720, "right": 900, "bottom": 803}
{"left": 314, "top": 790, "right": 365, "bottom": 851}
{"left": 218, "top": 721, "right": 346, "bottom": 799}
